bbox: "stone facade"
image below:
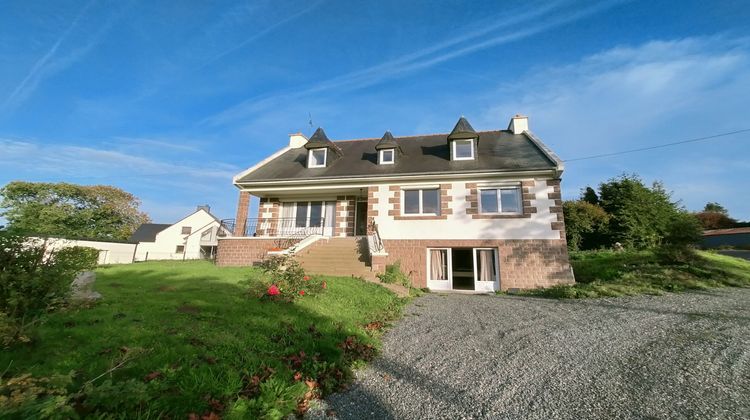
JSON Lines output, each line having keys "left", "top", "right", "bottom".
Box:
{"left": 334, "top": 195, "right": 357, "bottom": 237}
{"left": 381, "top": 239, "right": 574, "bottom": 289}
{"left": 216, "top": 238, "right": 279, "bottom": 266}
{"left": 256, "top": 197, "right": 280, "bottom": 236}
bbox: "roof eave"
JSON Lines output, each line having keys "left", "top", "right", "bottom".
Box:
{"left": 522, "top": 130, "right": 565, "bottom": 178}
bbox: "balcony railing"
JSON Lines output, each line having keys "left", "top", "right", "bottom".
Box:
{"left": 220, "top": 217, "right": 327, "bottom": 238}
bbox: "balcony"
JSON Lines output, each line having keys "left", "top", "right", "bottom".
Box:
{"left": 220, "top": 217, "right": 328, "bottom": 238}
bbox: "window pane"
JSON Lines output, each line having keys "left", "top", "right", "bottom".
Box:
{"left": 500, "top": 188, "right": 521, "bottom": 213}
{"left": 295, "top": 202, "right": 308, "bottom": 227}
{"left": 382, "top": 150, "right": 393, "bottom": 162}
{"left": 430, "top": 249, "right": 448, "bottom": 280}
{"left": 404, "top": 190, "right": 420, "bottom": 214}
{"left": 454, "top": 140, "right": 473, "bottom": 158}
{"left": 480, "top": 190, "right": 499, "bottom": 213}
{"left": 312, "top": 149, "right": 325, "bottom": 166}
{"left": 422, "top": 189, "right": 440, "bottom": 214}
{"left": 309, "top": 201, "right": 323, "bottom": 226}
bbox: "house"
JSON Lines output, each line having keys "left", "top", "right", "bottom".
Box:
{"left": 217, "top": 115, "right": 575, "bottom": 292}
{"left": 702, "top": 227, "right": 750, "bottom": 249}
{"left": 130, "top": 205, "right": 230, "bottom": 261}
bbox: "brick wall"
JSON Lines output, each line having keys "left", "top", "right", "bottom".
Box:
{"left": 381, "top": 239, "right": 574, "bottom": 289}
{"left": 216, "top": 238, "right": 279, "bottom": 266}
{"left": 334, "top": 195, "right": 356, "bottom": 237}
{"left": 234, "top": 191, "right": 250, "bottom": 236}
{"left": 256, "top": 197, "right": 280, "bottom": 236}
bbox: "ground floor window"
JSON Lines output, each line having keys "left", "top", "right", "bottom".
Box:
{"left": 426, "top": 247, "right": 499, "bottom": 291}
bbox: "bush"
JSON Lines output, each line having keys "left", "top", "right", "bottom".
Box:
{"left": 656, "top": 212, "right": 703, "bottom": 264}
{"left": 251, "top": 255, "right": 325, "bottom": 302}
{"left": 0, "top": 234, "right": 98, "bottom": 344}
{"left": 563, "top": 200, "right": 610, "bottom": 251}
{"left": 376, "top": 261, "right": 410, "bottom": 287}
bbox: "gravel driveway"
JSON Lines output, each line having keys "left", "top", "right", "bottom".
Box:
{"left": 308, "top": 289, "right": 750, "bottom": 419}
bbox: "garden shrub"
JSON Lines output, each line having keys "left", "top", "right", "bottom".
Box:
{"left": 251, "top": 255, "right": 325, "bottom": 302}
{"left": 0, "top": 234, "right": 99, "bottom": 344}
{"left": 376, "top": 261, "right": 410, "bottom": 287}
{"left": 656, "top": 212, "right": 703, "bottom": 264}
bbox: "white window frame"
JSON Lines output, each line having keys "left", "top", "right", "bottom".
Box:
{"left": 426, "top": 247, "right": 452, "bottom": 290}
{"left": 452, "top": 139, "right": 474, "bottom": 160}
{"left": 401, "top": 188, "right": 440, "bottom": 216}
{"left": 379, "top": 149, "right": 395, "bottom": 165}
{"left": 175, "top": 245, "right": 185, "bottom": 254}
{"left": 478, "top": 186, "right": 522, "bottom": 215}
{"left": 308, "top": 148, "right": 327, "bottom": 168}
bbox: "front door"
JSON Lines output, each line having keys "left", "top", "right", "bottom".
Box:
{"left": 354, "top": 201, "right": 368, "bottom": 236}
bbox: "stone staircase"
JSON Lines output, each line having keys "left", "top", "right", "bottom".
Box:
{"left": 294, "top": 237, "right": 409, "bottom": 297}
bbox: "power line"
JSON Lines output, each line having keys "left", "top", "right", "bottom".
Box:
{"left": 563, "top": 128, "right": 750, "bottom": 162}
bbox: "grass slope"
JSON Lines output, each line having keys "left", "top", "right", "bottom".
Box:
{"left": 0, "top": 261, "right": 406, "bottom": 418}
{"left": 523, "top": 250, "right": 750, "bottom": 299}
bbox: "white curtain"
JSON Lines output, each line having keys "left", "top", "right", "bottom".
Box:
{"left": 478, "top": 250, "right": 495, "bottom": 282}
{"left": 430, "top": 250, "right": 447, "bottom": 280}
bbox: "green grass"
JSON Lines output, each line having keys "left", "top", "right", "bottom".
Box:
{"left": 521, "top": 250, "right": 750, "bottom": 299}
{"left": 0, "top": 261, "right": 407, "bottom": 418}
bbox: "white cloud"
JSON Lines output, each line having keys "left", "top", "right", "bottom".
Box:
{"left": 203, "top": 0, "right": 624, "bottom": 127}
{"left": 477, "top": 35, "right": 750, "bottom": 219}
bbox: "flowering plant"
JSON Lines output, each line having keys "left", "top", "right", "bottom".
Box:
{"left": 253, "top": 255, "right": 326, "bottom": 302}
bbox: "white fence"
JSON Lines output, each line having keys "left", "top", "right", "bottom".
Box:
{"left": 33, "top": 237, "right": 137, "bottom": 264}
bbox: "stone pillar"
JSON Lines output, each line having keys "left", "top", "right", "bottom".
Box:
{"left": 234, "top": 191, "right": 250, "bottom": 236}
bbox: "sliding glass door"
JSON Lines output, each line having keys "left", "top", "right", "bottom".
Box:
{"left": 426, "top": 247, "right": 499, "bottom": 291}
{"left": 282, "top": 201, "right": 335, "bottom": 236}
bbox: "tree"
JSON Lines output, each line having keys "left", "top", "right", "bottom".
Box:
{"left": 581, "top": 187, "right": 599, "bottom": 205}
{"left": 703, "top": 202, "right": 728, "bottom": 214}
{"left": 694, "top": 211, "right": 737, "bottom": 230}
{"left": 0, "top": 182, "right": 150, "bottom": 240}
{"left": 562, "top": 200, "right": 610, "bottom": 251}
{"left": 598, "top": 174, "right": 680, "bottom": 249}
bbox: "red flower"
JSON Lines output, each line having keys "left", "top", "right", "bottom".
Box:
{"left": 299, "top": 290, "right": 305, "bottom": 296}
{"left": 303, "top": 275, "right": 310, "bottom": 281}
{"left": 322, "top": 281, "right": 327, "bottom": 289}
{"left": 267, "top": 285, "right": 280, "bottom": 296}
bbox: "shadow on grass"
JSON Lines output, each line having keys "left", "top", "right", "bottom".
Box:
{"left": 1, "top": 263, "right": 402, "bottom": 418}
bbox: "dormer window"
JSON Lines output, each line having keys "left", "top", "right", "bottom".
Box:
{"left": 452, "top": 139, "right": 474, "bottom": 160}
{"left": 379, "top": 149, "right": 395, "bottom": 165}
{"left": 375, "top": 130, "right": 401, "bottom": 166}
{"left": 304, "top": 127, "right": 341, "bottom": 169}
{"left": 308, "top": 148, "right": 327, "bottom": 168}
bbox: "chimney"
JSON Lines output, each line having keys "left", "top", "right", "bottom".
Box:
{"left": 197, "top": 204, "right": 210, "bottom": 213}
{"left": 508, "top": 114, "right": 529, "bottom": 134}
{"left": 289, "top": 132, "right": 308, "bottom": 148}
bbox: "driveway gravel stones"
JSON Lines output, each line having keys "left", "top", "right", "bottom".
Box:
{"left": 307, "top": 289, "right": 750, "bottom": 419}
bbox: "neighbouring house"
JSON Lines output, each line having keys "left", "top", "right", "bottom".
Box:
{"left": 702, "top": 227, "right": 750, "bottom": 249}
{"left": 130, "top": 205, "right": 230, "bottom": 261}
{"left": 217, "top": 115, "right": 575, "bottom": 292}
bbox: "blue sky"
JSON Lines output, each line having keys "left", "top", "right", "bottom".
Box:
{"left": 1, "top": 0, "right": 749, "bottom": 224}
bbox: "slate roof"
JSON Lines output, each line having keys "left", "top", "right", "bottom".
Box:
{"left": 128, "top": 223, "right": 170, "bottom": 242}
{"left": 447, "top": 116, "right": 478, "bottom": 140}
{"left": 236, "top": 129, "right": 559, "bottom": 184}
{"left": 375, "top": 131, "right": 401, "bottom": 151}
{"left": 304, "top": 127, "right": 342, "bottom": 156}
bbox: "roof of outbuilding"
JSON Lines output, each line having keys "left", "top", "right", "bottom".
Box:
{"left": 128, "top": 223, "right": 171, "bottom": 242}
{"left": 236, "top": 129, "right": 559, "bottom": 184}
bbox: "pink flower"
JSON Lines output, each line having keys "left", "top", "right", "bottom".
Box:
{"left": 267, "top": 285, "right": 280, "bottom": 296}
{"left": 303, "top": 276, "right": 310, "bottom": 281}
{"left": 322, "top": 281, "right": 327, "bottom": 289}
{"left": 299, "top": 290, "right": 305, "bottom": 296}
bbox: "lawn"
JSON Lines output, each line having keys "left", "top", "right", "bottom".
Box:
{"left": 522, "top": 250, "right": 750, "bottom": 298}
{"left": 0, "top": 261, "right": 407, "bottom": 419}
